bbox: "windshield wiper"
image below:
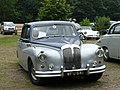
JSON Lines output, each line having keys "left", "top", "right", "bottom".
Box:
{"left": 35, "top": 36, "right": 49, "bottom": 40}
{"left": 49, "top": 35, "right": 65, "bottom": 37}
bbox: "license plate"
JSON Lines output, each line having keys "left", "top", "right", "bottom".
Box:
{"left": 66, "top": 71, "right": 82, "bottom": 76}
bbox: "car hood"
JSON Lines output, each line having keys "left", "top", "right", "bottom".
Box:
{"left": 81, "top": 30, "right": 99, "bottom": 35}
{"left": 4, "top": 26, "right": 15, "bottom": 28}
{"left": 31, "top": 37, "right": 80, "bottom": 49}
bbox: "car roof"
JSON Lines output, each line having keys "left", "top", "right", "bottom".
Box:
{"left": 111, "top": 21, "right": 120, "bottom": 25}
{"left": 109, "top": 21, "right": 120, "bottom": 28}
{"left": 2, "top": 21, "right": 14, "bottom": 23}
{"left": 25, "top": 21, "right": 74, "bottom": 26}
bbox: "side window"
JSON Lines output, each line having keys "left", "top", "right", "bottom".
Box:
{"left": 113, "top": 24, "right": 120, "bottom": 34}
{"left": 21, "top": 25, "right": 30, "bottom": 39}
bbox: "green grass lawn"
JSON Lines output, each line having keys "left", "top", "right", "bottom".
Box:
{"left": 0, "top": 35, "right": 33, "bottom": 90}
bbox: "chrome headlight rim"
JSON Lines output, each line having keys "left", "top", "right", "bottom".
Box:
{"left": 96, "top": 48, "right": 104, "bottom": 58}
{"left": 37, "top": 51, "right": 46, "bottom": 62}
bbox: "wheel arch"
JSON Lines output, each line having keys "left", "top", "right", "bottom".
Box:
{"left": 27, "top": 56, "right": 32, "bottom": 71}
{"left": 102, "top": 46, "right": 110, "bottom": 61}
{"left": 102, "top": 46, "right": 108, "bottom": 50}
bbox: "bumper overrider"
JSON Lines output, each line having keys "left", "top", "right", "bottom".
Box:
{"left": 35, "top": 65, "right": 106, "bottom": 77}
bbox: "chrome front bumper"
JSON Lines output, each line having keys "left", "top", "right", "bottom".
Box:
{"left": 35, "top": 65, "right": 106, "bottom": 77}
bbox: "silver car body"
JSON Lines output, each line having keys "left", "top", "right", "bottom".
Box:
{"left": 97, "top": 21, "right": 120, "bottom": 59}
{"left": 17, "top": 21, "right": 105, "bottom": 83}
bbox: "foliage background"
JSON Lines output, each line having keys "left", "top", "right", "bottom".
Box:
{"left": 0, "top": 0, "right": 120, "bottom": 23}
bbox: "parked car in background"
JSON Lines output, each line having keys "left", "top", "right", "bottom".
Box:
{"left": 0, "top": 22, "right": 17, "bottom": 35}
{"left": 17, "top": 21, "right": 106, "bottom": 85}
{"left": 96, "top": 21, "right": 120, "bottom": 61}
{"left": 77, "top": 26, "right": 100, "bottom": 40}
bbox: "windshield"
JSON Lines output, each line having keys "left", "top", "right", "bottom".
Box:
{"left": 32, "top": 24, "right": 76, "bottom": 38}
{"left": 81, "top": 26, "right": 92, "bottom": 30}
{"left": 4, "top": 22, "right": 15, "bottom": 26}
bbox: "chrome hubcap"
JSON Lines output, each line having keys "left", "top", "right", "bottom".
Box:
{"left": 31, "top": 65, "right": 37, "bottom": 80}
{"left": 104, "top": 49, "right": 109, "bottom": 59}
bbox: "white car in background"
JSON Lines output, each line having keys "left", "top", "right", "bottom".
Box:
{"left": 78, "top": 26, "right": 100, "bottom": 40}
{"left": 0, "top": 21, "right": 17, "bottom": 35}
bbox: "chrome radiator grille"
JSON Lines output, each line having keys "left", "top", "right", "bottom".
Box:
{"left": 63, "top": 47, "right": 81, "bottom": 70}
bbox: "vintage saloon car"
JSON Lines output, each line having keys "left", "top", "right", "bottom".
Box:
{"left": 96, "top": 21, "right": 120, "bottom": 61}
{"left": 17, "top": 21, "right": 106, "bottom": 85}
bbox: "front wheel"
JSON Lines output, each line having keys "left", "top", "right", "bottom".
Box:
{"left": 84, "top": 73, "right": 103, "bottom": 81}
{"left": 15, "top": 30, "right": 17, "bottom": 35}
{"left": 15, "top": 32, "right": 17, "bottom": 35}
{"left": 103, "top": 48, "right": 109, "bottom": 61}
{"left": 28, "top": 61, "right": 43, "bottom": 85}
{"left": 96, "top": 37, "right": 100, "bottom": 40}
{"left": 1, "top": 31, "right": 5, "bottom": 35}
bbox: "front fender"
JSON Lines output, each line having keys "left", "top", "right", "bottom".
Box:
{"left": 33, "top": 46, "right": 63, "bottom": 71}
{"left": 81, "top": 44, "right": 102, "bottom": 68}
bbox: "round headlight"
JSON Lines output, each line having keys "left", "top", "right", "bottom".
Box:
{"left": 96, "top": 49, "right": 104, "bottom": 58}
{"left": 38, "top": 51, "right": 46, "bottom": 62}
{"left": 84, "top": 32, "right": 87, "bottom": 34}
{"left": 5, "top": 28, "right": 8, "bottom": 30}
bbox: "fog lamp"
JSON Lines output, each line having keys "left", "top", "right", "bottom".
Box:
{"left": 40, "top": 65, "right": 45, "bottom": 69}
{"left": 49, "top": 64, "right": 54, "bottom": 70}
{"left": 93, "top": 61, "right": 98, "bottom": 67}
{"left": 84, "top": 32, "right": 87, "bottom": 34}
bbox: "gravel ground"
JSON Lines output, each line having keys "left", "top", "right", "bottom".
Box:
{"left": 0, "top": 35, "right": 120, "bottom": 90}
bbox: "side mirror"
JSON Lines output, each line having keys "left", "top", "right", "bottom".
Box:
{"left": 78, "top": 32, "right": 87, "bottom": 43}
{"left": 20, "top": 38, "right": 30, "bottom": 43}
{"left": 102, "top": 29, "right": 108, "bottom": 35}
{"left": 76, "top": 28, "right": 82, "bottom": 31}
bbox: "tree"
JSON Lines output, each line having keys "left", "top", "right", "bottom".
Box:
{"left": 0, "top": 0, "right": 17, "bottom": 22}
{"left": 67, "top": 0, "right": 96, "bottom": 22}
{"left": 37, "top": 0, "right": 73, "bottom": 20}
{"left": 103, "top": 0, "right": 120, "bottom": 21}
{"left": 67, "top": 0, "right": 120, "bottom": 22}
{"left": 15, "top": 0, "right": 42, "bottom": 23}
{"left": 94, "top": 16, "right": 110, "bottom": 34}
{"left": 80, "top": 18, "right": 91, "bottom": 26}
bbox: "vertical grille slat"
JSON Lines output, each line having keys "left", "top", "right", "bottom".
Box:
{"left": 63, "top": 48, "right": 73, "bottom": 70}
{"left": 63, "top": 47, "right": 81, "bottom": 70}
{"left": 73, "top": 47, "right": 81, "bottom": 69}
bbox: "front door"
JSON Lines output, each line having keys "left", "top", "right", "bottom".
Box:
{"left": 107, "top": 24, "right": 120, "bottom": 59}
{"left": 18, "top": 25, "right": 30, "bottom": 67}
